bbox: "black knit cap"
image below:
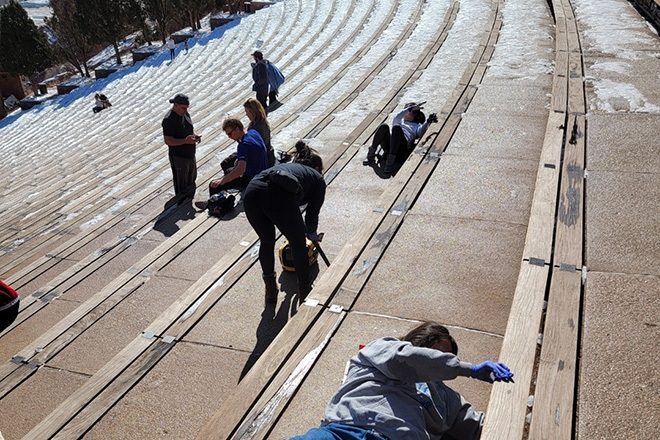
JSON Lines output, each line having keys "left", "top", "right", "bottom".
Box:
{"left": 169, "top": 94, "right": 190, "bottom": 105}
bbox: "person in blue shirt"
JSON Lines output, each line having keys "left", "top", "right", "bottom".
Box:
{"left": 195, "top": 118, "right": 268, "bottom": 211}
{"left": 212, "top": 118, "right": 268, "bottom": 193}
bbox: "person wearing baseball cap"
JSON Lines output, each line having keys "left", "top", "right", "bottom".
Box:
{"left": 251, "top": 51, "right": 269, "bottom": 110}
{"left": 162, "top": 93, "right": 201, "bottom": 202}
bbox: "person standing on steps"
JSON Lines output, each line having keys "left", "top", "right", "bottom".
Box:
{"left": 251, "top": 50, "right": 269, "bottom": 110}
{"left": 167, "top": 38, "right": 176, "bottom": 61}
{"left": 242, "top": 142, "right": 326, "bottom": 306}
{"left": 162, "top": 94, "right": 200, "bottom": 202}
{"left": 365, "top": 102, "right": 438, "bottom": 176}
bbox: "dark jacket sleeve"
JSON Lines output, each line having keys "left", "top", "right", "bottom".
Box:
{"left": 252, "top": 62, "right": 268, "bottom": 94}
{"left": 304, "top": 179, "right": 326, "bottom": 233}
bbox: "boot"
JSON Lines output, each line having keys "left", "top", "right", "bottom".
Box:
{"left": 263, "top": 274, "right": 278, "bottom": 305}
{"left": 366, "top": 145, "right": 377, "bottom": 162}
{"left": 298, "top": 277, "right": 312, "bottom": 302}
{"left": 383, "top": 154, "right": 397, "bottom": 176}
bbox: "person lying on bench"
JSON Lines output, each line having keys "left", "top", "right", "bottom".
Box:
{"left": 365, "top": 102, "right": 438, "bottom": 176}
{"left": 292, "top": 321, "right": 514, "bottom": 440}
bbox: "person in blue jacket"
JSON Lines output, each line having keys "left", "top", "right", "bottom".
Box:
{"left": 292, "top": 321, "right": 514, "bottom": 440}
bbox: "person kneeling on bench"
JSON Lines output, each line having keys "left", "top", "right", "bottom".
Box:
{"left": 195, "top": 118, "right": 268, "bottom": 210}
{"left": 365, "top": 102, "right": 438, "bottom": 175}
{"left": 292, "top": 321, "right": 514, "bottom": 440}
{"left": 243, "top": 142, "right": 326, "bottom": 305}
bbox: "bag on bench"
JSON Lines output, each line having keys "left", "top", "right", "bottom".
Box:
{"left": 207, "top": 191, "right": 236, "bottom": 217}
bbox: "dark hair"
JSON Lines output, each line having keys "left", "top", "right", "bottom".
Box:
{"left": 292, "top": 141, "right": 323, "bottom": 172}
{"left": 400, "top": 321, "right": 458, "bottom": 355}
{"left": 413, "top": 110, "right": 426, "bottom": 124}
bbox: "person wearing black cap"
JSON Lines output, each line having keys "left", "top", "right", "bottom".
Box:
{"left": 162, "top": 93, "right": 201, "bottom": 201}
{"left": 251, "top": 51, "right": 269, "bottom": 110}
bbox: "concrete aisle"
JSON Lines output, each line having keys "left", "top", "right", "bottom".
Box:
{"left": 575, "top": 0, "right": 660, "bottom": 438}
{"left": 268, "top": 0, "right": 556, "bottom": 435}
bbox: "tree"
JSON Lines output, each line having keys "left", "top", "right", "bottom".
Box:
{"left": 46, "top": 0, "right": 97, "bottom": 77}
{"left": 76, "top": 0, "right": 144, "bottom": 65}
{"left": 141, "top": 0, "right": 175, "bottom": 44}
{"left": 0, "top": 0, "right": 53, "bottom": 95}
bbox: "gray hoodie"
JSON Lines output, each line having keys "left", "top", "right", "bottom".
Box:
{"left": 322, "top": 337, "right": 484, "bottom": 440}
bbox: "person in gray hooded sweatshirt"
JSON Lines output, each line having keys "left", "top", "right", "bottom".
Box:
{"left": 291, "top": 321, "right": 514, "bottom": 440}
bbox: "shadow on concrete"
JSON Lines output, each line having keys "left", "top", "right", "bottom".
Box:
{"left": 153, "top": 197, "right": 196, "bottom": 237}
{"left": 238, "top": 263, "right": 320, "bottom": 381}
{"left": 363, "top": 155, "right": 396, "bottom": 179}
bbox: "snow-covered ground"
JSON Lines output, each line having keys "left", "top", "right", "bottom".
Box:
{"left": 0, "top": 0, "right": 656, "bottom": 238}
{"left": 574, "top": 0, "right": 660, "bottom": 113}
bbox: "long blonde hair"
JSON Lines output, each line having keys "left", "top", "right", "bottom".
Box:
{"left": 243, "top": 98, "right": 269, "bottom": 127}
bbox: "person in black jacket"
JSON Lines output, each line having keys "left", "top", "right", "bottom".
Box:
{"left": 243, "top": 142, "right": 326, "bottom": 305}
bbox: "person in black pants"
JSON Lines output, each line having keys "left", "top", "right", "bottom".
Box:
{"left": 162, "top": 93, "right": 201, "bottom": 201}
{"left": 365, "top": 102, "right": 437, "bottom": 176}
{"left": 243, "top": 142, "right": 326, "bottom": 306}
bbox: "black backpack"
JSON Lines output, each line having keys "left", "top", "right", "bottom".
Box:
{"left": 207, "top": 191, "right": 236, "bottom": 217}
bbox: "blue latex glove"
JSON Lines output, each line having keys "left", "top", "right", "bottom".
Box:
{"left": 471, "top": 361, "right": 514, "bottom": 383}
{"left": 306, "top": 231, "right": 321, "bottom": 243}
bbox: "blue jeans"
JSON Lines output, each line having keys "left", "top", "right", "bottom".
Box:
{"left": 290, "top": 422, "right": 386, "bottom": 440}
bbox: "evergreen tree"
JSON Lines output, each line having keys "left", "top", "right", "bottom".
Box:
{"left": 0, "top": 0, "right": 53, "bottom": 95}
{"left": 46, "top": 0, "right": 96, "bottom": 77}
{"left": 76, "top": 0, "right": 144, "bottom": 65}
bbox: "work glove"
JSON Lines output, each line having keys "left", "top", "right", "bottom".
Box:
{"left": 428, "top": 113, "right": 439, "bottom": 123}
{"left": 470, "top": 361, "right": 514, "bottom": 383}
{"left": 306, "top": 231, "right": 322, "bottom": 243}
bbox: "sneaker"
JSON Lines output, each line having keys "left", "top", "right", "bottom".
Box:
{"left": 194, "top": 200, "right": 208, "bottom": 210}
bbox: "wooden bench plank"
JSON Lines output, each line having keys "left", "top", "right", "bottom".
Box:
{"left": 522, "top": 112, "right": 565, "bottom": 262}
{"left": 200, "top": 308, "right": 344, "bottom": 439}
{"left": 481, "top": 263, "right": 550, "bottom": 440}
{"left": 528, "top": 270, "right": 581, "bottom": 439}
{"left": 554, "top": 114, "right": 585, "bottom": 268}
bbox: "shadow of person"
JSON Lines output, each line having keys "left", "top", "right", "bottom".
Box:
{"left": 363, "top": 155, "right": 397, "bottom": 179}
{"left": 153, "top": 197, "right": 196, "bottom": 237}
{"left": 238, "top": 289, "right": 296, "bottom": 381}
{"left": 237, "top": 263, "right": 321, "bottom": 381}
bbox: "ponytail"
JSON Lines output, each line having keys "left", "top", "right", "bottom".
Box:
{"left": 292, "top": 141, "right": 324, "bottom": 172}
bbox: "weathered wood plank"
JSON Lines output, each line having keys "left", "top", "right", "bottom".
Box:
{"left": 481, "top": 263, "right": 550, "bottom": 440}
{"left": 522, "top": 112, "right": 565, "bottom": 262}
{"left": 554, "top": 115, "right": 585, "bottom": 268}
{"left": 529, "top": 270, "right": 581, "bottom": 440}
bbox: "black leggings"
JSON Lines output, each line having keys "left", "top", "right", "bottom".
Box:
{"left": 243, "top": 180, "right": 310, "bottom": 289}
{"left": 372, "top": 124, "right": 409, "bottom": 162}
